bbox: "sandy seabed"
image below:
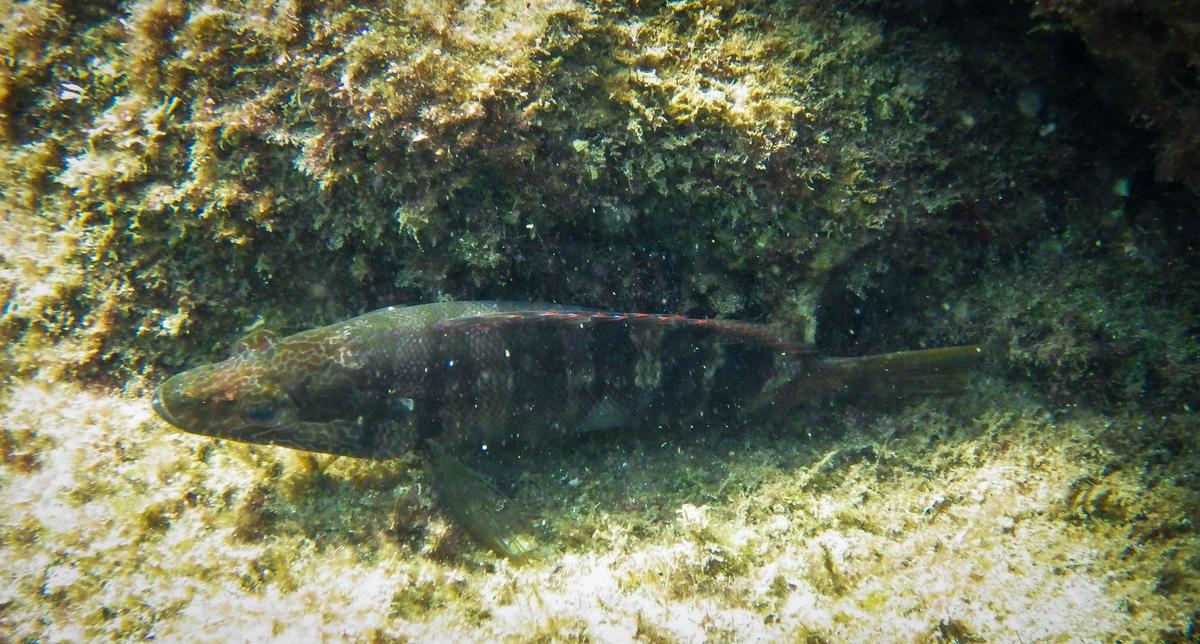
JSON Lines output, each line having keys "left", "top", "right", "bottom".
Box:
{"left": 1, "top": 373, "right": 1195, "bottom": 642}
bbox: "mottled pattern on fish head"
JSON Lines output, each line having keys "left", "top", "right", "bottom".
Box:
{"left": 152, "top": 330, "right": 417, "bottom": 458}
{"left": 151, "top": 348, "right": 302, "bottom": 444}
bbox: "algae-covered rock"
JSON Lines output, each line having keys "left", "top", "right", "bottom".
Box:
{"left": 1032, "top": 0, "right": 1200, "bottom": 193}
{"left": 816, "top": 187, "right": 1200, "bottom": 408}
{"left": 2, "top": 0, "right": 1060, "bottom": 383}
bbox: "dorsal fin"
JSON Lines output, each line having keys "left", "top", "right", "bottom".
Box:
{"left": 431, "top": 309, "right": 810, "bottom": 355}
{"left": 233, "top": 328, "right": 278, "bottom": 355}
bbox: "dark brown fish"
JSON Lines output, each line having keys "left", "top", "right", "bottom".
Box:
{"left": 151, "top": 301, "right": 979, "bottom": 554}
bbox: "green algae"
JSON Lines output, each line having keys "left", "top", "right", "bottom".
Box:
{"left": 2, "top": 0, "right": 1058, "bottom": 381}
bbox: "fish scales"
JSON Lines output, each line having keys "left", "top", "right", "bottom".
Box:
{"left": 152, "top": 301, "right": 979, "bottom": 461}
{"left": 418, "top": 310, "right": 772, "bottom": 449}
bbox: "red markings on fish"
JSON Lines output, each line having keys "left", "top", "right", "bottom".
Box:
{"left": 433, "top": 309, "right": 721, "bottom": 330}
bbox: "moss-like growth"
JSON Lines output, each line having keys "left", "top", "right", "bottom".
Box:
{"left": 1032, "top": 0, "right": 1200, "bottom": 193}
{"left": 2, "top": 0, "right": 1062, "bottom": 384}
{"left": 816, "top": 185, "right": 1199, "bottom": 408}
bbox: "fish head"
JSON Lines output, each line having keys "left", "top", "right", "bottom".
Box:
{"left": 153, "top": 348, "right": 417, "bottom": 458}
{"left": 152, "top": 357, "right": 305, "bottom": 447}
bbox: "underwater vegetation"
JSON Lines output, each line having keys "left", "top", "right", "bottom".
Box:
{"left": 1032, "top": 0, "right": 1200, "bottom": 193}
{"left": 2, "top": 0, "right": 1069, "bottom": 379}
{"left": 0, "top": 0, "right": 1197, "bottom": 640}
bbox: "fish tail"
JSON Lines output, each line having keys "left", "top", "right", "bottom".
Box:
{"left": 757, "top": 345, "right": 981, "bottom": 411}
{"left": 830, "top": 345, "right": 982, "bottom": 399}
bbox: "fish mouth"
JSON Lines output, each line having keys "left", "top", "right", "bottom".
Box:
{"left": 151, "top": 385, "right": 177, "bottom": 427}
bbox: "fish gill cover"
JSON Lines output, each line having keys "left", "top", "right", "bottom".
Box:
{"left": 0, "top": 0, "right": 1197, "bottom": 641}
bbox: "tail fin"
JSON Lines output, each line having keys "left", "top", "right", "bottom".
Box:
{"left": 758, "top": 345, "right": 981, "bottom": 411}
{"left": 832, "top": 345, "right": 982, "bottom": 398}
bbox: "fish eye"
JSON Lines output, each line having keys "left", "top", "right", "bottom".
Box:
{"left": 240, "top": 403, "right": 279, "bottom": 425}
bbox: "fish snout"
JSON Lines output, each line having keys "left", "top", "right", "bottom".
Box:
{"left": 151, "top": 383, "right": 178, "bottom": 428}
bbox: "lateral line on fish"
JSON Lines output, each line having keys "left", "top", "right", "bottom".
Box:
{"left": 432, "top": 309, "right": 809, "bottom": 354}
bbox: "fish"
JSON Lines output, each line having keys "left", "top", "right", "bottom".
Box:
{"left": 152, "top": 301, "right": 979, "bottom": 555}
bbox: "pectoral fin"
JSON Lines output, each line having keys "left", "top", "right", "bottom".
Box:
{"left": 424, "top": 441, "right": 539, "bottom": 559}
